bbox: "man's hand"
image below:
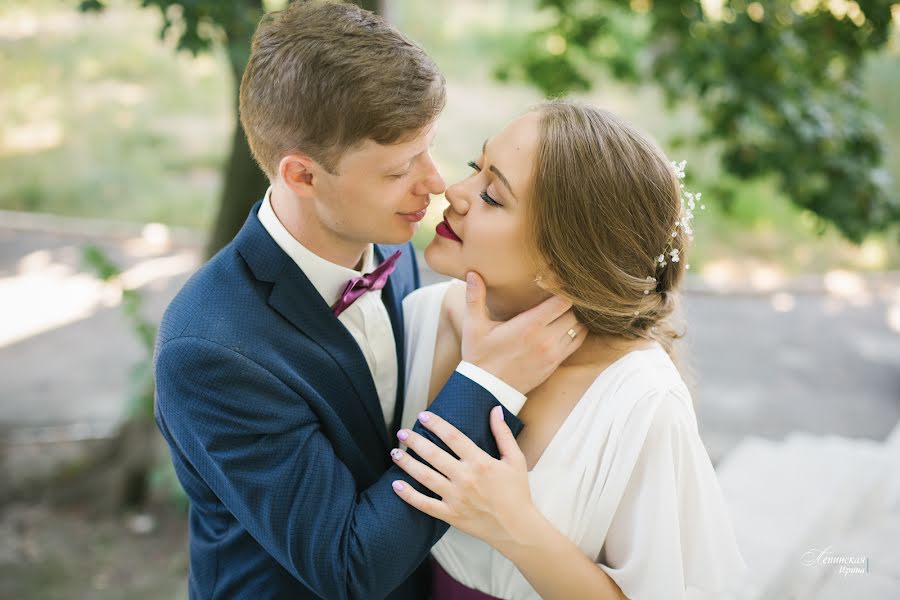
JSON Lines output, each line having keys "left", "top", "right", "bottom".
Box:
{"left": 461, "top": 272, "right": 586, "bottom": 395}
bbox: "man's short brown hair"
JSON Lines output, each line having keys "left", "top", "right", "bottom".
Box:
{"left": 239, "top": 0, "right": 446, "bottom": 178}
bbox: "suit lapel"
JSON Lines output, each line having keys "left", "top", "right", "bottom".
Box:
{"left": 236, "top": 205, "right": 391, "bottom": 454}
{"left": 268, "top": 277, "right": 391, "bottom": 449}
{"left": 374, "top": 244, "right": 407, "bottom": 435}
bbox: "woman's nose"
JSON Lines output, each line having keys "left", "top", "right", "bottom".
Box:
{"left": 444, "top": 181, "right": 470, "bottom": 215}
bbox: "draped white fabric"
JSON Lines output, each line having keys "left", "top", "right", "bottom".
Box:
{"left": 401, "top": 282, "right": 748, "bottom": 600}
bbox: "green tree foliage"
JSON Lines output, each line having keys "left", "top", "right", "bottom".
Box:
{"left": 496, "top": 0, "right": 900, "bottom": 242}
{"left": 81, "top": 0, "right": 267, "bottom": 256}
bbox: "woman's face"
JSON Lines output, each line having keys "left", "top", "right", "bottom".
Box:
{"left": 424, "top": 111, "right": 544, "bottom": 309}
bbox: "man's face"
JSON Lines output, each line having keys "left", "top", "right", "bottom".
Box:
{"left": 310, "top": 123, "right": 445, "bottom": 248}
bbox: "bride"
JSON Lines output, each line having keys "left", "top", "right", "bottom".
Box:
{"left": 388, "top": 101, "right": 747, "bottom": 599}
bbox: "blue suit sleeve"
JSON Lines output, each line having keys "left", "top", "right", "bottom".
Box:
{"left": 155, "top": 336, "right": 523, "bottom": 600}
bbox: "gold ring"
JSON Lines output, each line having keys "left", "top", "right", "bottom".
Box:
{"left": 567, "top": 328, "right": 577, "bottom": 340}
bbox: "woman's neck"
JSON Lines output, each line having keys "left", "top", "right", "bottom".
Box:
{"left": 561, "top": 333, "right": 657, "bottom": 369}
{"left": 483, "top": 283, "right": 547, "bottom": 323}
{"left": 482, "top": 283, "right": 655, "bottom": 370}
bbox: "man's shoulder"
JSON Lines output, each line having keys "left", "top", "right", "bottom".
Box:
{"left": 379, "top": 241, "right": 417, "bottom": 269}
{"left": 378, "top": 241, "right": 420, "bottom": 293}
{"left": 157, "top": 243, "right": 258, "bottom": 347}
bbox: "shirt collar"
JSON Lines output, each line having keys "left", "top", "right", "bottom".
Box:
{"left": 258, "top": 186, "right": 376, "bottom": 306}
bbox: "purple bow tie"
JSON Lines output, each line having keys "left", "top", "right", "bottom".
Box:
{"left": 331, "top": 250, "right": 401, "bottom": 317}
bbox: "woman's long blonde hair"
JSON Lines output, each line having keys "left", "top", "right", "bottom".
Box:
{"left": 528, "top": 100, "right": 688, "bottom": 360}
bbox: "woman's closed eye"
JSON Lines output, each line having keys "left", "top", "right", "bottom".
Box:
{"left": 480, "top": 190, "right": 501, "bottom": 207}
{"left": 467, "top": 160, "right": 503, "bottom": 207}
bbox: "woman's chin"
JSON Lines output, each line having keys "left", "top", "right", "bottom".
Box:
{"left": 423, "top": 238, "right": 466, "bottom": 282}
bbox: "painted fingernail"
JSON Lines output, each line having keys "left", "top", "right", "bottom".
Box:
{"left": 392, "top": 480, "right": 406, "bottom": 492}
{"left": 390, "top": 448, "right": 403, "bottom": 460}
{"left": 418, "top": 411, "right": 430, "bottom": 423}
{"left": 494, "top": 405, "right": 504, "bottom": 422}
{"left": 397, "top": 429, "right": 410, "bottom": 441}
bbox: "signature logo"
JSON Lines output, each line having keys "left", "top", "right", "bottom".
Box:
{"left": 801, "top": 547, "right": 869, "bottom": 576}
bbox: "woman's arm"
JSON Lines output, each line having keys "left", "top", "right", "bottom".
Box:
{"left": 389, "top": 408, "right": 627, "bottom": 600}
{"left": 497, "top": 507, "right": 628, "bottom": 600}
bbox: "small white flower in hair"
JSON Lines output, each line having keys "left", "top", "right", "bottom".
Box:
{"left": 650, "top": 160, "right": 702, "bottom": 280}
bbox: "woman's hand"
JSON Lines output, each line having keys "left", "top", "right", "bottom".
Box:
{"left": 392, "top": 408, "right": 629, "bottom": 600}
{"left": 389, "top": 407, "right": 538, "bottom": 553}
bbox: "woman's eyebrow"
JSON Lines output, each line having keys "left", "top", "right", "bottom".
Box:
{"left": 482, "top": 138, "right": 518, "bottom": 200}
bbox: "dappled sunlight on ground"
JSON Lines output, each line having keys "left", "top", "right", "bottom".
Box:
{"left": 824, "top": 269, "right": 873, "bottom": 306}
{"left": 698, "top": 258, "right": 787, "bottom": 292}
{"left": 770, "top": 292, "right": 796, "bottom": 313}
{"left": 695, "top": 257, "right": 900, "bottom": 335}
{"left": 0, "top": 225, "right": 197, "bottom": 349}
{"left": 888, "top": 289, "right": 900, "bottom": 334}
{"left": 0, "top": 250, "right": 104, "bottom": 348}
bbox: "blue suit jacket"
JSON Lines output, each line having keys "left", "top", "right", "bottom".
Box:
{"left": 154, "top": 201, "right": 524, "bottom": 599}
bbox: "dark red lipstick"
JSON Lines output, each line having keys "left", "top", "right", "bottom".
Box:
{"left": 436, "top": 217, "right": 462, "bottom": 243}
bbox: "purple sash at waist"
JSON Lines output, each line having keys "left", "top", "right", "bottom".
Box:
{"left": 430, "top": 557, "right": 502, "bottom": 600}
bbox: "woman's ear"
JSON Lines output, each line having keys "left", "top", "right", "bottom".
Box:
{"left": 532, "top": 262, "right": 561, "bottom": 292}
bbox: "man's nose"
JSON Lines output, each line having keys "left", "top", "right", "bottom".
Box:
{"left": 419, "top": 154, "right": 446, "bottom": 196}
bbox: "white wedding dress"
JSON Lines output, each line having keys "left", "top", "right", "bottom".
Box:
{"left": 400, "top": 281, "right": 748, "bottom": 600}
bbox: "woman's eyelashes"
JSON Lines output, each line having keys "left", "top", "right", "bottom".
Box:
{"left": 480, "top": 190, "right": 501, "bottom": 207}
{"left": 467, "top": 160, "right": 503, "bottom": 207}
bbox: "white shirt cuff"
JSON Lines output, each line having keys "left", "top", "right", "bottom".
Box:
{"left": 455, "top": 361, "right": 526, "bottom": 416}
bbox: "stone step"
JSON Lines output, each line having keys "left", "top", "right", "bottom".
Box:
{"left": 777, "top": 433, "right": 886, "bottom": 599}
{"left": 883, "top": 419, "right": 900, "bottom": 514}
{"left": 715, "top": 433, "right": 888, "bottom": 600}
{"left": 809, "top": 572, "right": 898, "bottom": 600}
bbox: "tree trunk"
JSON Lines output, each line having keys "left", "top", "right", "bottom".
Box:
{"left": 204, "top": 94, "right": 269, "bottom": 258}
{"left": 204, "top": 0, "right": 385, "bottom": 258}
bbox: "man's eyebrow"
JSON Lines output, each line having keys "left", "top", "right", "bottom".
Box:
{"left": 387, "top": 150, "right": 419, "bottom": 172}
{"left": 390, "top": 131, "right": 438, "bottom": 171}
{"left": 482, "top": 138, "right": 517, "bottom": 200}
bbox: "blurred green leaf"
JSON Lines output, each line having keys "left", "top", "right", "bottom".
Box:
{"left": 499, "top": 0, "right": 900, "bottom": 242}
{"left": 81, "top": 245, "right": 157, "bottom": 422}
{"left": 82, "top": 245, "right": 121, "bottom": 281}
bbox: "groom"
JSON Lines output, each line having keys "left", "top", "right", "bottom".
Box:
{"left": 154, "top": 2, "right": 582, "bottom": 599}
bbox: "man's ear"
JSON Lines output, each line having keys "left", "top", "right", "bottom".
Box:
{"left": 279, "top": 153, "right": 318, "bottom": 199}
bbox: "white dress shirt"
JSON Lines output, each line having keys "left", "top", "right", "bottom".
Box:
{"left": 257, "top": 188, "right": 525, "bottom": 432}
